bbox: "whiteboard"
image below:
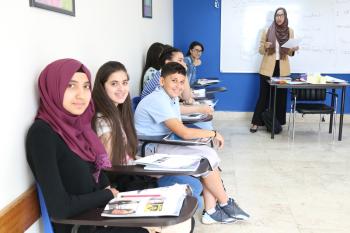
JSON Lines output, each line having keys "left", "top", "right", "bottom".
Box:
{"left": 220, "top": 0, "right": 350, "bottom": 73}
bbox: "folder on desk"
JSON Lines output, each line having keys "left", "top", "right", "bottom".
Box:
{"left": 325, "top": 76, "right": 347, "bottom": 83}
{"left": 134, "top": 153, "right": 201, "bottom": 171}
{"left": 163, "top": 133, "right": 211, "bottom": 145}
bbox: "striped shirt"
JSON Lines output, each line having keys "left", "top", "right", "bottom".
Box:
{"left": 141, "top": 69, "right": 161, "bottom": 99}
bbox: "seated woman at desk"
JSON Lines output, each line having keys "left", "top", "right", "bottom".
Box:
{"left": 250, "top": 7, "right": 299, "bottom": 133}
{"left": 26, "top": 59, "right": 148, "bottom": 233}
{"left": 135, "top": 62, "right": 250, "bottom": 225}
{"left": 92, "top": 61, "right": 200, "bottom": 232}
{"left": 184, "top": 41, "right": 204, "bottom": 86}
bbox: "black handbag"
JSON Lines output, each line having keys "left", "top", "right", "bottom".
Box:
{"left": 261, "top": 110, "right": 282, "bottom": 134}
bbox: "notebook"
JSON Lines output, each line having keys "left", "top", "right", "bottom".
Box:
{"left": 163, "top": 133, "right": 211, "bottom": 145}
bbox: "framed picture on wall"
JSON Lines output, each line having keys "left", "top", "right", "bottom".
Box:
{"left": 142, "top": 0, "right": 152, "bottom": 18}
{"left": 29, "top": 0, "right": 75, "bottom": 16}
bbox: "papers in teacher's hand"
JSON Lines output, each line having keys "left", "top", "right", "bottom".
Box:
{"left": 134, "top": 153, "right": 202, "bottom": 171}
{"left": 281, "top": 38, "right": 301, "bottom": 48}
{"left": 102, "top": 184, "right": 188, "bottom": 217}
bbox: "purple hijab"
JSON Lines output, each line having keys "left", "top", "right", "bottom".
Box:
{"left": 266, "top": 7, "right": 290, "bottom": 59}
{"left": 36, "top": 58, "right": 111, "bottom": 182}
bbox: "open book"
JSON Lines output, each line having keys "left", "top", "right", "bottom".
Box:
{"left": 134, "top": 153, "right": 202, "bottom": 171}
{"left": 196, "top": 78, "right": 220, "bottom": 85}
{"left": 163, "top": 132, "right": 212, "bottom": 145}
{"left": 102, "top": 184, "right": 188, "bottom": 217}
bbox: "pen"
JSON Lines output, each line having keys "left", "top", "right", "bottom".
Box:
{"left": 120, "top": 194, "right": 161, "bottom": 198}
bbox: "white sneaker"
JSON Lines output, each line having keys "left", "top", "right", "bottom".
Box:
{"left": 201, "top": 205, "right": 236, "bottom": 224}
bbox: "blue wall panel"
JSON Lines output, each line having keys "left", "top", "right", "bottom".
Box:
{"left": 173, "top": 0, "right": 350, "bottom": 113}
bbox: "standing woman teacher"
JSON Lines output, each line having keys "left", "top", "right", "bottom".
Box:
{"left": 250, "top": 7, "right": 299, "bottom": 133}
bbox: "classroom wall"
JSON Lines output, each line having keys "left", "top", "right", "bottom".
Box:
{"left": 0, "top": 1, "right": 173, "bottom": 232}
{"left": 173, "top": 0, "right": 350, "bottom": 113}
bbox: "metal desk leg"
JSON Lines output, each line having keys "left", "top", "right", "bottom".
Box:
{"left": 329, "top": 89, "right": 335, "bottom": 134}
{"left": 269, "top": 85, "right": 272, "bottom": 111}
{"left": 271, "top": 86, "right": 277, "bottom": 139}
{"left": 338, "top": 87, "right": 346, "bottom": 141}
{"left": 141, "top": 142, "right": 149, "bottom": 157}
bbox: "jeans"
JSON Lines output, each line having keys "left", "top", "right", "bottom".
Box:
{"left": 158, "top": 175, "right": 203, "bottom": 209}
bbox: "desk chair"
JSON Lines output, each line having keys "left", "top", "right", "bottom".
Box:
{"left": 36, "top": 183, "right": 79, "bottom": 233}
{"left": 36, "top": 182, "right": 197, "bottom": 232}
{"left": 288, "top": 88, "right": 338, "bottom": 140}
{"left": 132, "top": 96, "right": 141, "bottom": 112}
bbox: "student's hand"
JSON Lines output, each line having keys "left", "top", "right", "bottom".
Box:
{"left": 214, "top": 132, "right": 224, "bottom": 149}
{"left": 199, "top": 105, "right": 214, "bottom": 115}
{"left": 193, "top": 58, "right": 201, "bottom": 66}
{"left": 106, "top": 187, "right": 119, "bottom": 197}
{"left": 265, "top": 42, "right": 272, "bottom": 48}
{"left": 290, "top": 46, "right": 299, "bottom": 52}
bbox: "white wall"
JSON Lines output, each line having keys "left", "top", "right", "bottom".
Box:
{"left": 0, "top": 0, "right": 173, "bottom": 232}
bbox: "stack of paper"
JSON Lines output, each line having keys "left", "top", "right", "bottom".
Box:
{"left": 135, "top": 153, "right": 202, "bottom": 171}
{"left": 192, "top": 88, "right": 206, "bottom": 98}
{"left": 181, "top": 113, "right": 207, "bottom": 121}
{"left": 196, "top": 79, "right": 220, "bottom": 85}
{"left": 325, "top": 76, "right": 347, "bottom": 83}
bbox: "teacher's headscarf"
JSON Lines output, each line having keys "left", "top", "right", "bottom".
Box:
{"left": 266, "top": 7, "right": 290, "bottom": 59}
{"left": 36, "top": 58, "right": 111, "bottom": 182}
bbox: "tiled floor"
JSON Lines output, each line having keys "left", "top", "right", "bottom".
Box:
{"left": 193, "top": 116, "right": 350, "bottom": 233}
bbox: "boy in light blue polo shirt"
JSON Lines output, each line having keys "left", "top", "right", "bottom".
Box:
{"left": 134, "top": 62, "right": 250, "bottom": 225}
{"left": 135, "top": 86, "right": 180, "bottom": 136}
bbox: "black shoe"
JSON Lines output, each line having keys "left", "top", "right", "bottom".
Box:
{"left": 250, "top": 125, "right": 258, "bottom": 133}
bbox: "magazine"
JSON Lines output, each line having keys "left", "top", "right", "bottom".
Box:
{"left": 101, "top": 184, "right": 188, "bottom": 217}
{"left": 163, "top": 132, "right": 212, "bottom": 145}
{"left": 134, "top": 153, "right": 202, "bottom": 171}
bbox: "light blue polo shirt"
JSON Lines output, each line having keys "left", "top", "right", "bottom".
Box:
{"left": 135, "top": 87, "right": 181, "bottom": 136}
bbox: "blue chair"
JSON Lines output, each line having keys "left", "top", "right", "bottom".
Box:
{"left": 132, "top": 96, "right": 141, "bottom": 112}
{"left": 36, "top": 183, "right": 55, "bottom": 233}
{"left": 36, "top": 183, "right": 79, "bottom": 233}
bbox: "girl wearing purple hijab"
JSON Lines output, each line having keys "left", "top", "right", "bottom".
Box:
{"left": 250, "top": 7, "right": 299, "bottom": 133}
{"left": 26, "top": 58, "right": 148, "bottom": 233}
